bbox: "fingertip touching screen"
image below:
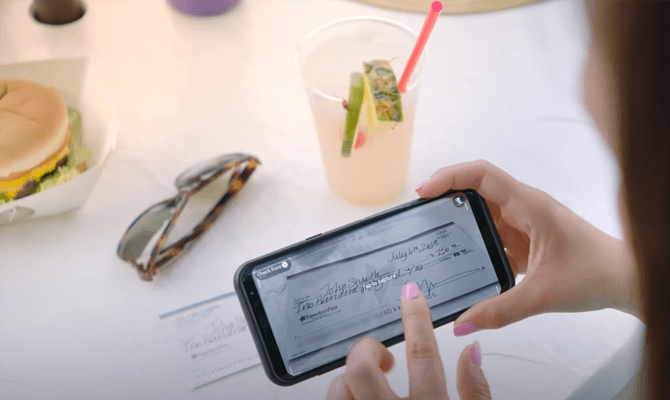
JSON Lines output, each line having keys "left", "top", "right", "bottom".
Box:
{"left": 251, "top": 192, "right": 501, "bottom": 376}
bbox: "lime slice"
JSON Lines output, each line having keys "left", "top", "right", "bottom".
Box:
{"left": 341, "top": 72, "right": 365, "bottom": 157}
{"left": 362, "top": 60, "right": 403, "bottom": 134}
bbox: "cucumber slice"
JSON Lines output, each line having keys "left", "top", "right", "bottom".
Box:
{"left": 362, "top": 60, "right": 403, "bottom": 134}
{"left": 341, "top": 72, "right": 365, "bottom": 157}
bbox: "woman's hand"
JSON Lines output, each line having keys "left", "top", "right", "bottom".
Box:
{"left": 325, "top": 283, "right": 492, "bottom": 400}
{"left": 416, "top": 160, "right": 641, "bottom": 335}
{"left": 324, "top": 159, "right": 639, "bottom": 400}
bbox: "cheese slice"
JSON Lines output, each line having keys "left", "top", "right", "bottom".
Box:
{"left": 0, "top": 143, "right": 70, "bottom": 197}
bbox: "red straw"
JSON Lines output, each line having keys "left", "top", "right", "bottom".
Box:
{"left": 398, "top": 1, "right": 442, "bottom": 94}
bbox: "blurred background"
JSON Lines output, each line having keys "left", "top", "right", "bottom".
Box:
{"left": 0, "top": 1, "right": 641, "bottom": 399}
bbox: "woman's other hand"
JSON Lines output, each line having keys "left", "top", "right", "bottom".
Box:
{"left": 415, "top": 160, "right": 640, "bottom": 336}
{"left": 325, "top": 283, "right": 492, "bottom": 400}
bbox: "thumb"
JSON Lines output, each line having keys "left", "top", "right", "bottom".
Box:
{"left": 453, "top": 279, "right": 539, "bottom": 335}
{"left": 457, "top": 342, "right": 492, "bottom": 400}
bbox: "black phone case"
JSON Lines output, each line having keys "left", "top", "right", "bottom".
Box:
{"left": 234, "top": 189, "right": 514, "bottom": 386}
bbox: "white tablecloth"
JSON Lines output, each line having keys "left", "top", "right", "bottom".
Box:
{"left": 0, "top": 1, "right": 642, "bottom": 399}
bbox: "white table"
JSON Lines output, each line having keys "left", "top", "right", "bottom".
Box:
{"left": 0, "top": 1, "right": 642, "bottom": 399}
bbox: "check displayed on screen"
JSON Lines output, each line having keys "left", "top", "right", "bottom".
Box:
{"left": 283, "top": 222, "right": 497, "bottom": 360}
{"left": 251, "top": 193, "right": 504, "bottom": 376}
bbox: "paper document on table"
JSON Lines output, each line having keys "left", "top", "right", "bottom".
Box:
{"left": 159, "top": 292, "right": 260, "bottom": 389}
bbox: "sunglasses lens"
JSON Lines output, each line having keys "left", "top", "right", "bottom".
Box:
{"left": 117, "top": 200, "right": 177, "bottom": 262}
{"left": 174, "top": 154, "right": 244, "bottom": 190}
{"left": 162, "top": 167, "right": 235, "bottom": 249}
{"left": 118, "top": 154, "right": 259, "bottom": 279}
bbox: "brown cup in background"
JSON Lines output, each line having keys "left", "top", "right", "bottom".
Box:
{"left": 31, "top": 0, "right": 86, "bottom": 25}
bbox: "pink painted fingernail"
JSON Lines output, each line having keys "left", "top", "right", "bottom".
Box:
{"left": 415, "top": 179, "right": 429, "bottom": 191}
{"left": 454, "top": 321, "right": 477, "bottom": 336}
{"left": 403, "top": 282, "right": 419, "bottom": 299}
{"left": 470, "top": 341, "right": 482, "bottom": 367}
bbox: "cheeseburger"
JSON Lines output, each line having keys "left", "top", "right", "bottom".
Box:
{"left": 0, "top": 79, "right": 90, "bottom": 205}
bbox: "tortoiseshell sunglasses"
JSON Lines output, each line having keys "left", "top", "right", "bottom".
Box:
{"left": 117, "top": 153, "right": 260, "bottom": 281}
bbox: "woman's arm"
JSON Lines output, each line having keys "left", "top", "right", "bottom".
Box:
{"left": 603, "top": 237, "right": 644, "bottom": 323}
{"left": 414, "top": 160, "right": 646, "bottom": 334}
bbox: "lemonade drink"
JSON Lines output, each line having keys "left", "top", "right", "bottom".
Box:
{"left": 296, "top": 18, "right": 425, "bottom": 206}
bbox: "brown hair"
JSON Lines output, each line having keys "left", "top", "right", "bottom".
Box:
{"left": 588, "top": 2, "right": 670, "bottom": 400}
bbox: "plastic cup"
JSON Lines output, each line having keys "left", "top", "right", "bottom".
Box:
{"left": 296, "top": 17, "right": 426, "bottom": 206}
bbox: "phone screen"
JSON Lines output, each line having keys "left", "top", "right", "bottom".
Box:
{"left": 250, "top": 192, "right": 502, "bottom": 377}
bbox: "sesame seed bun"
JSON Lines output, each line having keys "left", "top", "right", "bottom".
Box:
{"left": 0, "top": 79, "right": 71, "bottom": 182}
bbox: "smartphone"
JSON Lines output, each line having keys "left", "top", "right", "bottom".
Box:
{"left": 234, "top": 189, "right": 514, "bottom": 386}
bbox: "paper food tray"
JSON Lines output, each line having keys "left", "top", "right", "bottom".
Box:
{"left": 0, "top": 57, "right": 117, "bottom": 224}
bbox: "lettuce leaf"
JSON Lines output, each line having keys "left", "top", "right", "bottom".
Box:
{"left": 35, "top": 107, "right": 92, "bottom": 193}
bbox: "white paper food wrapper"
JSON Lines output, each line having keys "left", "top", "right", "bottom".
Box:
{"left": 0, "top": 57, "right": 117, "bottom": 224}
